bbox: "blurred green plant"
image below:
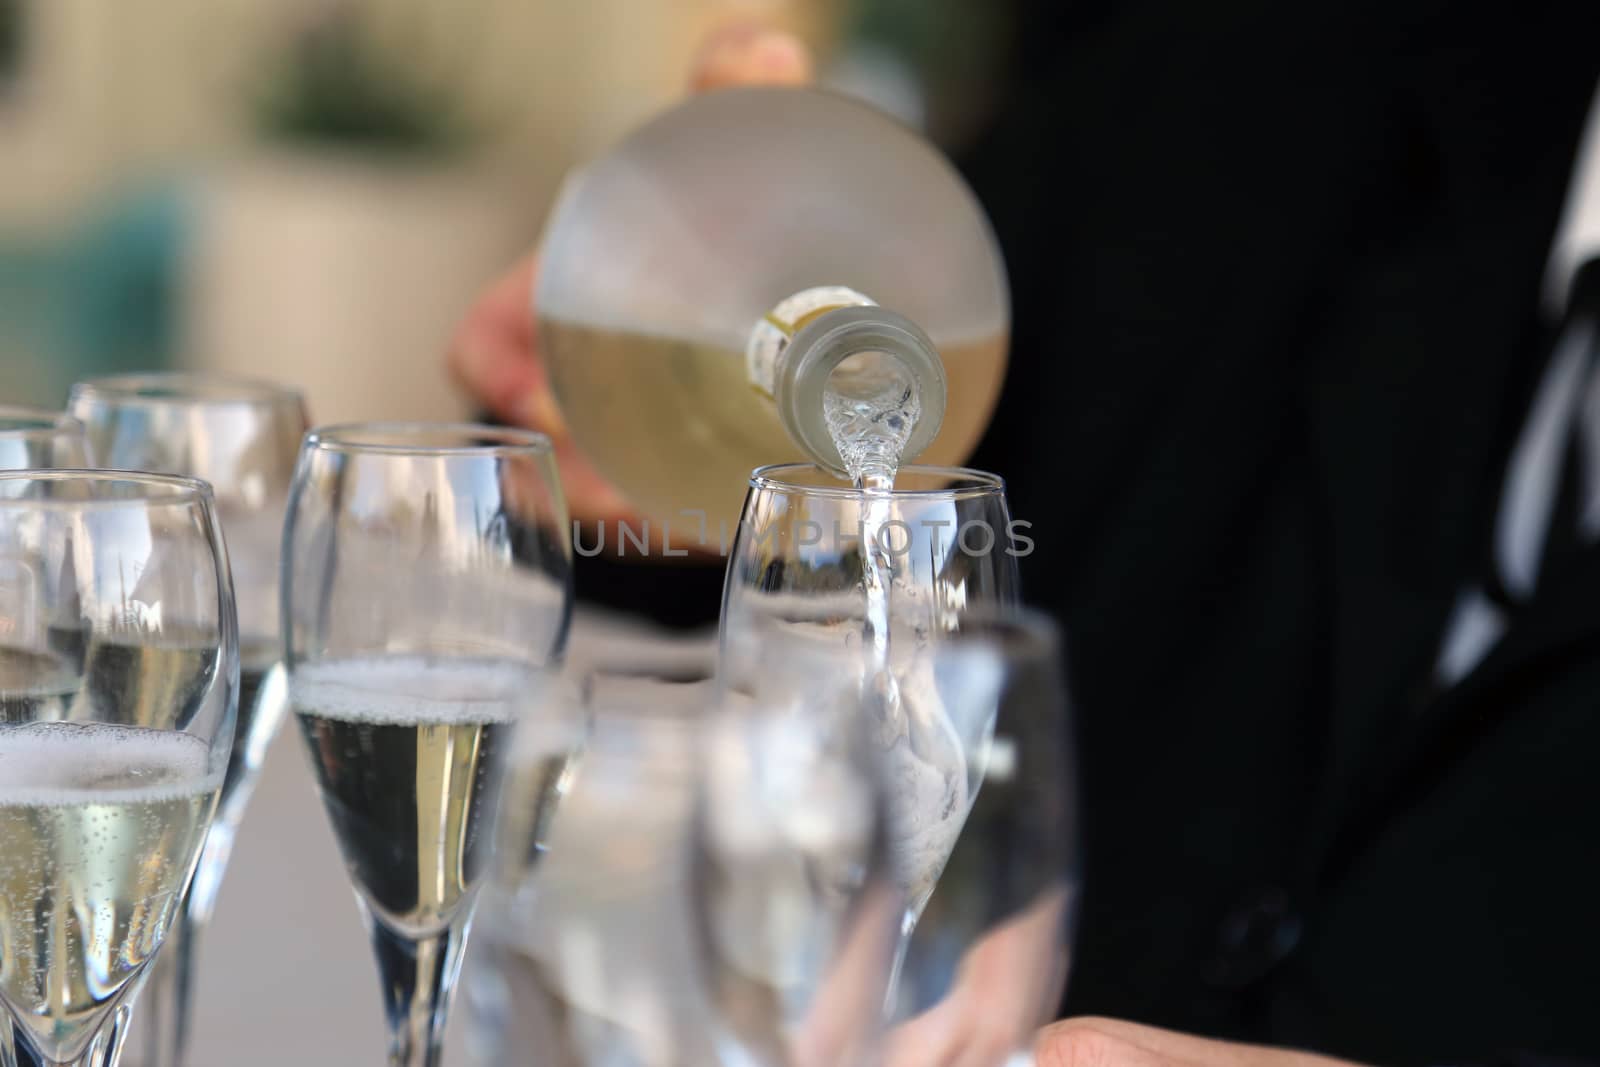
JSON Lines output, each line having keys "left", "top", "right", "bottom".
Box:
{"left": 0, "top": 0, "right": 22, "bottom": 90}
{"left": 253, "top": 5, "right": 477, "bottom": 156}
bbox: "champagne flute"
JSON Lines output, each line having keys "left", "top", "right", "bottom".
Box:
{"left": 696, "top": 623, "right": 904, "bottom": 1067}
{"left": 466, "top": 634, "right": 900, "bottom": 1067}
{"left": 881, "top": 609, "right": 1080, "bottom": 1067}
{"left": 0, "top": 406, "right": 88, "bottom": 468}
{"left": 720, "top": 463, "right": 1021, "bottom": 1002}
{"left": 0, "top": 471, "right": 237, "bottom": 1067}
{"left": 67, "top": 372, "right": 307, "bottom": 1067}
{"left": 282, "top": 423, "right": 572, "bottom": 1067}
{"left": 466, "top": 652, "right": 717, "bottom": 1066}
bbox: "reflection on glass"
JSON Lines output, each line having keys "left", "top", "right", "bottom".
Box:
{"left": 0, "top": 406, "right": 88, "bottom": 469}
{"left": 467, "top": 633, "right": 903, "bottom": 1067}
{"left": 0, "top": 471, "right": 237, "bottom": 1067}
{"left": 467, "top": 652, "right": 715, "bottom": 1066}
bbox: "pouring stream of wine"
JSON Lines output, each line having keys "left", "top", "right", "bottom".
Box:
{"left": 820, "top": 348, "right": 976, "bottom": 1016}
{"left": 823, "top": 350, "right": 922, "bottom": 742}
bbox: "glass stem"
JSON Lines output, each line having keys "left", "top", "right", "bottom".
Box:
{"left": 3, "top": 1003, "right": 134, "bottom": 1067}
{"left": 135, "top": 792, "right": 246, "bottom": 1067}
{"left": 367, "top": 911, "right": 474, "bottom": 1067}
{"left": 134, "top": 903, "right": 198, "bottom": 1067}
{"left": 883, "top": 907, "right": 920, "bottom": 1018}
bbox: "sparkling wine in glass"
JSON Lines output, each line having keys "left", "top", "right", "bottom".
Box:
{"left": 282, "top": 423, "right": 572, "bottom": 1067}
{"left": 68, "top": 372, "right": 307, "bottom": 1067}
{"left": 0, "top": 471, "right": 237, "bottom": 1067}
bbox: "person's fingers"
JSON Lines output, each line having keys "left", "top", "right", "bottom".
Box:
{"left": 955, "top": 890, "right": 1072, "bottom": 1032}
{"left": 882, "top": 996, "right": 965, "bottom": 1066}
{"left": 1041, "top": 1020, "right": 1199, "bottom": 1066}
{"left": 1039, "top": 1019, "right": 1359, "bottom": 1067}
{"left": 448, "top": 253, "right": 570, "bottom": 438}
{"left": 551, "top": 443, "right": 639, "bottom": 525}
{"left": 794, "top": 883, "right": 900, "bottom": 1067}
{"left": 885, "top": 999, "right": 1024, "bottom": 1067}
{"left": 518, "top": 387, "right": 570, "bottom": 445}
{"left": 1036, "top": 1020, "right": 1175, "bottom": 1067}
{"left": 449, "top": 321, "right": 543, "bottom": 428}
{"left": 477, "top": 251, "right": 538, "bottom": 347}
{"left": 690, "top": 21, "right": 813, "bottom": 92}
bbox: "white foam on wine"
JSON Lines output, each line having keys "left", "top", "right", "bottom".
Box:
{"left": 291, "top": 656, "right": 532, "bottom": 726}
{"left": 0, "top": 722, "right": 218, "bottom": 807}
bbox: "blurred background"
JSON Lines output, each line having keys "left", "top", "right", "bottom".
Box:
{"left": 0, "top": 3, "right": 1015, "bottom": 1061}
{"left": 0, "top": 0, "right": 1016, "bottom": 420}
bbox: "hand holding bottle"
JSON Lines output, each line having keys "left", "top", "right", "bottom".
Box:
{"left": 446, "top": 24, "right": 813, "bottom": 523}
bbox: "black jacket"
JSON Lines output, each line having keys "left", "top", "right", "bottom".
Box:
{"left": 572, "top": 2, "right": 1600, "bottom": 1061}
{"left": 960, "top": 2, "right": 1600, "bottom": 1063}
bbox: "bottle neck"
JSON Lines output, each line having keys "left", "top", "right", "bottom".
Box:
{"left": 748, "top": 293, "right": 948, "bottom": 477}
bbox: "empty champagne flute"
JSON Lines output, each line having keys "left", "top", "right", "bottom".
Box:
{"left": 281, "top": 423, "right": 572, "bottom": 1067}
{"left": 68, "top": 372, "right": 307, "bottom": 1067}
{"left": 0, "top": 406, "right": 88, "bottom": 468}
{"left": 466, "top": 651, "right": 717, "bottom": 1066}
{"left": 0, "top": 471, "right": 237, "bottom": 1067}
{"left": 720, "top": 463, "right": 1022, "bottom": 1008}
{"left": 467, "top": 631, "right": 901, "bottom": 1067}
{"left": 880, "top": 609, "right": 1079, "bottom": 1067}
{"left": 696, "top": 633, "right": 903, "bottom": 1067}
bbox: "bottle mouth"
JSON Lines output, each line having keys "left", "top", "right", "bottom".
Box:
{"left": 774, "top": 307, "right": 947, "bottom": 477}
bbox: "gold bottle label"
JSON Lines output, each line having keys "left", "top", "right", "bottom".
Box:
{"left": 745, "top": 286, "right": 877, "bottom": 396}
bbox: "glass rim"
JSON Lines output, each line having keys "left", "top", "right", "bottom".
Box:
{"left": 748, "top": 462, "right": 1007, "bottom": 501}
{"left": 70, "top": 371, "right": 305, "bottom": 408}
{"left": 0, "top": 405, "right": 83, "bottom": 438}
{"left": 727, "top": 600, "right": 1060, "bottom": 664}
{"left": 304, "top": 421, "right": 556, "bottom": 457}
{"left": 0, "top": 469, "right": 216, "bottom": 509}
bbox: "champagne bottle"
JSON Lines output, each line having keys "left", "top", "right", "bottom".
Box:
{"left": 537, "top": 87, "right": 1009, "bottom": 526}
